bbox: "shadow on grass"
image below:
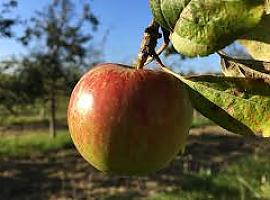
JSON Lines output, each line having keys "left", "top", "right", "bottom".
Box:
{"left": 1, "top": 162, "right": 63, "bottom": 200}
{"left": 0, "top": 132, "right": 270, "bottom": 200}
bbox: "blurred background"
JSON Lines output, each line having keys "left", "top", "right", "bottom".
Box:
{"left": 0, "top": 0, "right": 270, "bottom": 199}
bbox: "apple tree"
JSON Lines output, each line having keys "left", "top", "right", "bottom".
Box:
{"left": 138, "top": 0, "right": 270, "bottom": 137}
{"left": 0, "top": 59, "right": 45, "bottom": 115}
{"left": 0, "top": 0, "right": 17, "bottom": 37}
{"left": 0, "top": 0, "right": 17, "bottom": 112}
{"left": 0, "top": 0, "right": 31, "bottom": 122}
{"left": 18, "top": 0, "right": 101, "bottom": 137}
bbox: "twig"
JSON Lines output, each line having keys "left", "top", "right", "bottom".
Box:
{"left": 136, "top": 20, "right": 161, "bottom": 69}
{"left": 144, "top": 28, "right": 170, "bottom": 66}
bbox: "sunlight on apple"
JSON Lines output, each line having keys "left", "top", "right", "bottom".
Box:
{"left": 76, "top": 92, "right": 94, "bottom": 113}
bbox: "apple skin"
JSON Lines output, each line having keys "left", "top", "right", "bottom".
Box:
{"left": 67, "top": 63, "right": 193, "bottom": 175}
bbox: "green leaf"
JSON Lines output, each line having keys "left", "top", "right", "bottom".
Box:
{"left": 161, "top": 67, "right": 270, "bottom": 137}
{"left": 149, "top": 0, "right": 190, "bottom": 31}
{"left": 160, "top": 0, "right": 190, "bottom": 30}
{"left": 150, "top": 0, "right": 266, "bottom": 57}
{"left": 149, "top": 0, "right": 171, "bottom": 30}
{"left": 265, "top": 0, "right": 270, "bottom": 14}
{"left": 239, "top": 15, "right": 270, "bottom": 62}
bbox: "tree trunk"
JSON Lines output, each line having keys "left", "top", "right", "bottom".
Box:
{"left": 49, "top": 86, "right": 56, "bottom": 138}
{"left": 39, "top": 102, "right": 46, "bottom": 120}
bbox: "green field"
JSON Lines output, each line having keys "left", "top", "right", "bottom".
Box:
{"left": 0, "top": 101, "right": 268, "bottom": 200}
{"left": 145, "top": 155, "right": 270, "bottom": 200}
{"left": 0, "top": 129, "right": 270, "bottom": 199}
{"left": 0, "top": 131, "right": 72, "bottom": 157}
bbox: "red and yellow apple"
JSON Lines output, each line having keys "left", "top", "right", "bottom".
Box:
{"left": 67, "top": 63, "right": 193, "bottom": 175}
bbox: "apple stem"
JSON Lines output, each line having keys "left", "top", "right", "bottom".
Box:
{"left": 136, "top": 20, "right": 161, "bottom": 69}
{"left": 144, "top": 28, "right": 171, "bottom": 66}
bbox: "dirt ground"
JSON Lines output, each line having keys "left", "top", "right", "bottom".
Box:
{"left": 1, "top": 126, "right": 270, "bottom": 200}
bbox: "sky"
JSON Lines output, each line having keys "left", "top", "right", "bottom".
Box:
{"left": 0, "top": 0, "right": 220, "bottom": 73}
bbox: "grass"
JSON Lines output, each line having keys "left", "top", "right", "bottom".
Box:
{"left": 1, "top": 106, "right": 269, "bottom": 199}
{"left": 145, "top": 192, "right": 210, "bottom": 200}
{"left": 0, "top": 130, "right": 73, "bottom": 157}
{"left": 1, "top": 112, "right": 212, "bottom": 132}
{"left": 0, "top": 115, "right": 49, "bottom": 127}
{"left": 0, "top": 129, "right": 269, "bottom": 199}
{"left": 0, "top": 96, "right": 68, "bottom": 127}
{"left": 191, "top": 114, "right": 214, "bottom": 128}
{"left": 145, "top": 155, "right": 270, "bottom": 200}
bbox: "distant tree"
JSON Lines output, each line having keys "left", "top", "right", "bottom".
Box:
{"left": 0, "top": 72, "right": 22, "bottom": 114}
{"left": 0, "top": 58, "right": 43, "bottom": 114}
{"left": 0, "top": 1, "right": 20, "bottom": 114}
{"left": 0, "top": 0, "right": 17, "bottom": 37}
{"left": 19, "top": 0, "right": 101, "bottom": 137}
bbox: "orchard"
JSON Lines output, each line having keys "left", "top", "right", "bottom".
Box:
{"left": 68, "top": 0, "right": 270, "bottom": 175}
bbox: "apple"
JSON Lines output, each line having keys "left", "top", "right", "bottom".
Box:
{"left": 67, "top": 63, "right": 193, "bottom": 175}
